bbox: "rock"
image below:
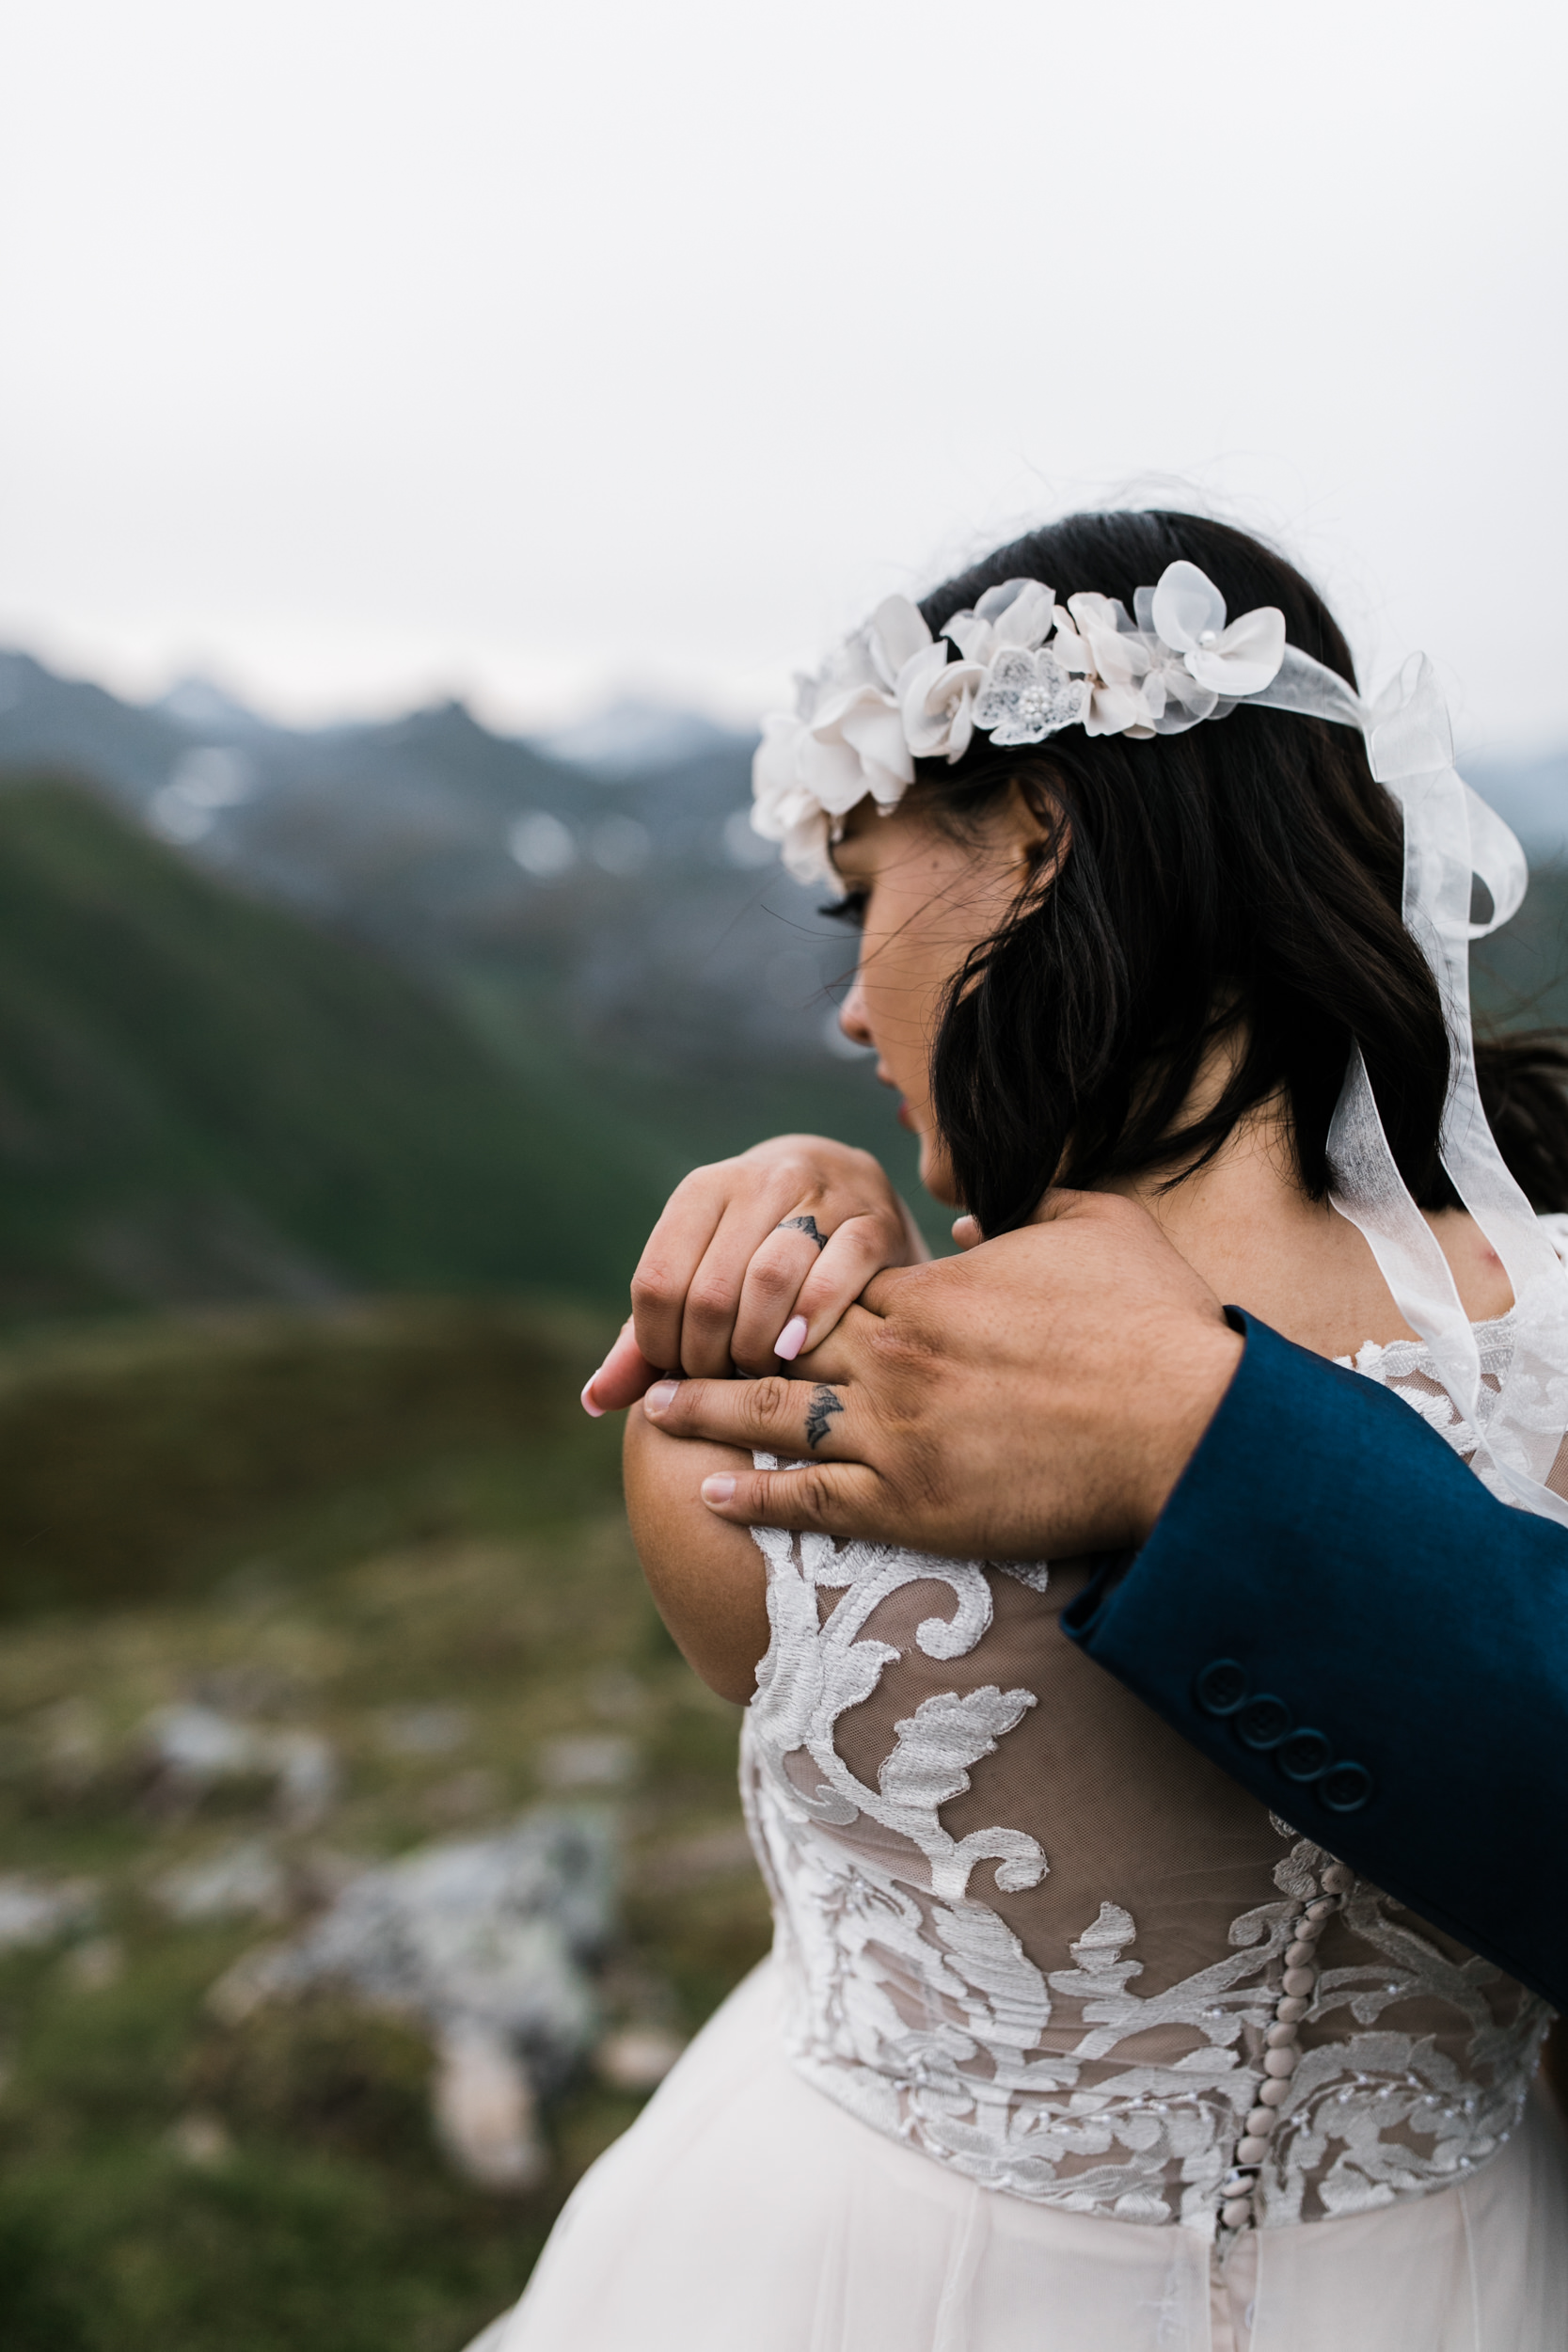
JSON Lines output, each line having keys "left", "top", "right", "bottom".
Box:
{"left": 538, "top": 1735, "right": 636, "bottom": 1791}
{"left": 155, "top": 1839, "right": 290, "bottom": 1922}
{"left": 168, "top": 2112, "right": 231, "bottom": 2166}
{"left": 0, "top": 1874, "right": 97, "bottom": 1953}
{"left": 205, "top": 1940, "right": 291, "bottom": 2026}
{"left": 147, "top": 1705, "right": 251, "bottom": 1776}
{"left": 381, "top": 1706, "right": 470, "bottom": 1756}
{"left": 213, "top": 1807, "right": 618, "bottom": 2182}
{"left": 142, "top": 1704, "right": 336, "bottom": 1825}
{"left": 434, "top": 2020, "right": 547, "bottom": 2190}
{"left": 595, "top": 2026, "right": 687, "bottom": 2091}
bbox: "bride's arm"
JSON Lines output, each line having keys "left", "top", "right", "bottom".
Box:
{"left": 622, "top": 1403, "right": 768, "bottom": 1707}
{"left": 605, "top": 1132, "right": 919, "bottom": 1704}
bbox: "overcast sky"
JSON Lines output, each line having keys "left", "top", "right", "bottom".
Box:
{"left": 2, "top": 0, "right": 1564, "bottom": 754}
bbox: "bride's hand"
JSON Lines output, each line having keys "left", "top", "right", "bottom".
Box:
{"left": 581, "top": 1135, "right": 927, "bottom": 1413}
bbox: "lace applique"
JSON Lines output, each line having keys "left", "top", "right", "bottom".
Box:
{"left": 995, "top": 1557, "right": 1052, "bottom": 1594}
{"left": 1337, "top": 1313, "right": 1516, "bottom": 1467}
{"left": 1341, "top": 1292, "right": 1568, "bottom": 1508}
{"left": 1338, "top": 1215, "right": 1568, "bottom": 1507}
{"left": 742, "top": 1361, "right": 1551, "bottom": 2235}
{"left": 745, "top": 1530, "right": 1049, "bottom": 1903}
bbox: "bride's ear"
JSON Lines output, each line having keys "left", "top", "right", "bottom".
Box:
{"left": 1004, "top": 778, "right": 1068, "bottom": 896}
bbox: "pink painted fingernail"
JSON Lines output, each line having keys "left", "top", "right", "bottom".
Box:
{"left": 580, "top": 1377, "right": 606, "bottom": 1419}
{"left": 644, "top": 1379, "right": 679, "bottom": 1415}
{"left": 774, "top": 1315, "right": 809, "bottom": 1361}
{"left": 702, "top": 1474, "right": 736, "bottom": 1505}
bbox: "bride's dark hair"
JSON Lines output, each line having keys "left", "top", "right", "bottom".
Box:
{"left": 905, "top": 509, "right": 1568, "bottom": 1236}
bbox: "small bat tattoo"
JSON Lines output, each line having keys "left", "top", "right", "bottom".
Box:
{"left": 778, "top": 1215, "right": 829, "bottom": 1251}
{"left": 804, "top": 1384, "right": 844, "bottom": 1449}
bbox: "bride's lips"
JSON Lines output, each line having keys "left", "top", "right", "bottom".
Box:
{"left": 873, "top": 1062, "right": 915, "bottom": 1131}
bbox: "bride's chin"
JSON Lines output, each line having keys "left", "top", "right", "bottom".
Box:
{"left": 917, "top": 1137, "right": 960, "bottom": 1206}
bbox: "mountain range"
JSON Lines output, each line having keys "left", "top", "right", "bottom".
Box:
{"left": 0, "top": 651, "right": 866, "bottom": 1076}
{"left": 0, "top": 653, "right": 925, "bottom": 1318}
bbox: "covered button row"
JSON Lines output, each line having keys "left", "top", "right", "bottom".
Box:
{"left": 1194, "top": 1661, "right": 1374, "bottom": 1812}
{"left": 1218, "top": 1865, "right": 1354, "bottom": 2233}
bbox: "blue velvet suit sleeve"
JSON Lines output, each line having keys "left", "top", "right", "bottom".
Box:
{"left": 1061, "top": 1311, "right": 1568, "bottom": 2012}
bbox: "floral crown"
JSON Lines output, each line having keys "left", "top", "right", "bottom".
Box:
{"left": 751, "top": 559, "right": 1294, "bottom": 888}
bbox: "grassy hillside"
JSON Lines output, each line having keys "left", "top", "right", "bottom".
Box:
{"left": 0, "top": 1296, "right": 615, "bottom": 1615}
{"left": 0, "top": 783, "right": 683, "bottom": 1317}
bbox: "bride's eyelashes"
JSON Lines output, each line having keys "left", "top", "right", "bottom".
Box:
{"left": 819, "top": 890, "right": 869, "bottom": 930}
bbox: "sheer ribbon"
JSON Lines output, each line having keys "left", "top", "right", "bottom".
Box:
{"left": 1254, "top": 651, "right": 1568, "bottom": 1526}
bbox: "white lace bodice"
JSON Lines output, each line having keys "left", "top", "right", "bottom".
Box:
{"left": 739, "top": 1315, "right": 1552, "bottom": 2238}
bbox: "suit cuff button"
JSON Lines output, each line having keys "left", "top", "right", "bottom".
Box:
{"left": 1235, "top": 1694, "right": 1291, "bottom": 1750}
{"left": 1277, "top": 1728, "right": 1331, "bottom": 1782}
{"left": 1195, "top": 1659, "right": 1248, "bottom": 1715}
{"left": 1320, "top": 1761, "right": 1375, "bottom": 1813}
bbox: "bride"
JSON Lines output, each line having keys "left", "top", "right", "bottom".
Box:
{"left": 472, "top": 511, "right": 1568, "bottom": 2349}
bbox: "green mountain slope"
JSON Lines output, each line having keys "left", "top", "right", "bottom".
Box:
{"left": 0, "top": 781, "right": 676, "bottom": 1316}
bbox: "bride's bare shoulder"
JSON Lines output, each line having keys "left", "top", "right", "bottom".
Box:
{"left": 1424, "top": 1208, "right": 1517, "bottom": 1324}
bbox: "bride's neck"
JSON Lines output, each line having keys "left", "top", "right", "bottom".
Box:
{"left": 1101, "top": 1062, "right": 1514, "bottom": 1359}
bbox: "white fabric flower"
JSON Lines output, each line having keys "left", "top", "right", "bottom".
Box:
{"left": 1147, "top": 561, "right": 1286, "bottom": 698}
{"left": 1051, "top": 593, "right": 1159, "bottom": 738}
{"left": 749, "top": 711, "right": 838, "bottom": 884}
{"left": 751, "top": 596, "right": 936, "bottom": 882}
{"left": 971, "top": 646, "right": 1088, "bottom": 746}
{"left": 896, "top": 640, "right": 983, "bottom": 763}
{"left": 1125, "top": 594, "right": 1220, "bottom": 734}
{"left": 805, "top": 597, "right": 925, "bottom": 806}
{"left": 942, "top": 578, "right": 1058, "bottom": 666}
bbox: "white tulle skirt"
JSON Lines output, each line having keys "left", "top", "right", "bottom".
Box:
{"left": 469, "top": 1958, "right": 1568, "bottom": 2352}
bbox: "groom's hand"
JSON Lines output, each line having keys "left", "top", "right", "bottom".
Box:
{"left": 639, "top": 1191, "right": 1243, "bottom": 1560}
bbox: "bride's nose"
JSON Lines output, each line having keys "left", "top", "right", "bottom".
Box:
{"left": 838, "top": 978, "right": 875, "bottom": 1052}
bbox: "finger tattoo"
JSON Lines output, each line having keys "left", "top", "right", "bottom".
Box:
{"left": 778, "top": 1215, "right": 829, "bottom": 1251}
{"left": 804, "top": 1384, "right": 845, "bottom": 1449}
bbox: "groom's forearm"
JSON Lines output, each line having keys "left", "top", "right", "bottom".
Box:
{"left": 1062, "top": 1311, "right": 1568, "bottom": 2011}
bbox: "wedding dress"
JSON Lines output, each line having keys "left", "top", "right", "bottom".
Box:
{"left": 477, "top": 1296, "right": 1568, "bottom": 2352}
